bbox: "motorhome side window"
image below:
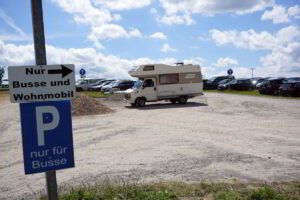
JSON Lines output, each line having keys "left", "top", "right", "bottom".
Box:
{"left": 159, "top": 74, "right": 179, "bottom": 85}
{"left": 143, "top": 65, "right": 154, "bottom": 71}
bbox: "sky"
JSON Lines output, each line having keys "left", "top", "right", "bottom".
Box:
{"left": 0, "top": 0, "right": 299, "bottom": 79}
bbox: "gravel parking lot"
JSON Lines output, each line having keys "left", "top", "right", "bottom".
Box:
{"left": 0, "top": 93, "right": 300, "bottom": 199}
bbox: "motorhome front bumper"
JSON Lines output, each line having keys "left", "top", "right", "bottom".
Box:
{"left": 124, "top": 93, "right": 131, "bottom": 100}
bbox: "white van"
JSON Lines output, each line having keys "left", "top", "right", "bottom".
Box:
{"left": 124, "top": 63, "right": 203, "bottom": 107}
{"left": 76, "top": 78, "right": 103, "bottom": 91}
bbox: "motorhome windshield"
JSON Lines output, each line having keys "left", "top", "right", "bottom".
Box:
{"left": 133, "top": 80, "right": 143, "bottom": 89}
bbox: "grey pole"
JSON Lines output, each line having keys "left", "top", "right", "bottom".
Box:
{"left": 251, "top": 68, "right": 255, "bottom": 78}
{"left": 31, "top": 0, "right": 59, "bottom": 199}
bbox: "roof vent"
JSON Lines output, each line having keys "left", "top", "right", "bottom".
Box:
{"left": 175, "top": 62, "right": 184, "bottom": 66}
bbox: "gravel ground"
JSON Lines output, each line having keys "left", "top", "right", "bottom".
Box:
{"left": 0, "top": 93, "right": 300, "bottom": 199}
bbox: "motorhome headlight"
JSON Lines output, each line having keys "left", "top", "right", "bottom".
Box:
{"left": 125, "top": 93, "right": 131, "bottom": 100}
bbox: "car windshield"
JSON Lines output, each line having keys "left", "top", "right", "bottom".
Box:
{"left": 133, "top": 80, "right": 143, "bottom": 89}
{"left": 1, "top": 80, "right": 8, "bottom": 84}
{"left": 218, "top": 79, "right": 229, "bottom": 84}
{"left": 111, "top": 81, "right": 121, "bottom": 87}
{"left": 287, "top": 77, "right": 300, "bottom": 82}
{"left": 209, "top": 77, "right": 217, "bottom": 82}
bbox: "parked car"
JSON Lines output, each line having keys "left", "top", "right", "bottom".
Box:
{"left": 218, "top": 78, "right": 252, "bottom": 91}
{"left": 87, "top": 80, "right": 108, "bottom": 91}
{"left": 0, "top": 79, "right": 9, "bottom": 89}
{"left": 204, "top": 75, "right": 235, "bottom": 90}
{"left": 250, "top": 77, "right": 264, "bottom": 89}
{"left": 258, "top": 78, "right": 286, "bottom": 95}
{"left": 89, "top": 80, "right": 115, "bottom": 91}
{"left": 279, "top": 81, "right": 300, "bottom": 97}
{"left": 285, "top": 77, "right": 300, "bottom": 82}
{"left": 256, "top": 78, "right": 271, "bottom": 89}
{"left": 217, "top": 79, "right": 235, "bottom": 91}
{"left": 107, "top": 80, "right": 135, "bottom": 93}
{"left": 76, "top": 78, "right": 103, "bottom": 91}
{"left": 101, "top": 80, "right": 119, "bottom": 93}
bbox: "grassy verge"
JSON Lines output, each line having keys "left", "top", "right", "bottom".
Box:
{"left": 84, "top": 91, "right": 111, "bottom": 98}
{"left": 39, "top": 181, "right": 300, "bottom": 200}
{"left": 204, "top": 89, "right": 300, "bottom": 99}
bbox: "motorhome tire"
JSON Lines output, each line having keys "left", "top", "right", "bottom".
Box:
{"left": 136, "top": 98, "right": 146, "bottom": 107}
{"left": 178, "top": 96, "right": 188, "bottom": 104}
{"left": 170, "top": 99, "right": 177, "bottom": 104}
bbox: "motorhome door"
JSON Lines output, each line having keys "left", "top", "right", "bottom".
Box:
{"left": 142, "top": 78, "right": 157, "bottom": 101}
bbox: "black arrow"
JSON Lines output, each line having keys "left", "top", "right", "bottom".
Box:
{"left": 48, "top": 65, "right": 73, "bottom": 78}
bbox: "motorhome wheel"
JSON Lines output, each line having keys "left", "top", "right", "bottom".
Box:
{"left": 178, "top": 96, "right": 188, "bottom": 104}
{"left": 136, "top": 98, "right": 146, "bottom": 107}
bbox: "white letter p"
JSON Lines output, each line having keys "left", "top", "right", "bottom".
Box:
{"left": 36, "top": 106, "right": 60, "bottom": 146}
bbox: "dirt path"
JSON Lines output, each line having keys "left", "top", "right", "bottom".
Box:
{"left": 0, "top": 93, "right": 300, "bottom": 199}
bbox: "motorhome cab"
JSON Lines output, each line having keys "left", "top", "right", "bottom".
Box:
{"left": 124, "top": 63, "right": 203, "bottom": 107}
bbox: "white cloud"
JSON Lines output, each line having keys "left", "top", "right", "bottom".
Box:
{"left": 276, "top": 26, "right": 300, "bottom": 44}
{"left": 209, "top": 25, "right": 300, "bottom": 77}
{"left": 51, "top": 0, "right": 143, "bottom": 48}
{"left": 156, "top": 13, "right": 195, "bottom": 25}
{"left": 0, "top": 40, "right": 205, "bottom": 79}
{"left": 209, "top": 26, "right": 300, "bottom": 50}
{"left": 88, "top": 24, "right": 142, "bottom": 49}
{"left": 159, "top": 0, "right": 274, "bottom": 15}
{"left": 155, "top": 0, "right": 274, "bottom": 25}
{"left": 261, "top": 4, "right": 300, "bottom": 24}
{"left": 261, "top": 5, "right": 289, "bottom": 24}
{"left": 288, "top": 5, "right": 300, "bottom": 19}
{"left": 149, "top": 32, "right": 167, "bottom": 40}
{"left": 161, "top": 43, "right": 177, "bottom": 52}
{"left": 209, "top": 29, "right": 276, "bottom": 50}
{"left": 214, "top": 57, "right": 238, "bottom": 67}
{"left": 260, "top": 42, "right": 300, "bottom": 76}
{"left": 51, "top": 0, "right": 118, "bottom": 27}
{"left": 93, "top": 0, "right": 152, "bottom": 10}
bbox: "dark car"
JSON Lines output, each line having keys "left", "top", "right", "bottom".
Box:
{"left": 101, "top": 80, "right": 134, "bottom": 93}
{"left": 250, "top": 77, "right": 264, "bottom": 89}
{"left": 0, "top": 79, "right": 9, "bottom": 90}
{"left": 204, "top": 75, "right": 235, "bottom": 90}
{"left": 285, "top": 77, "right": 300, "bottom": 82}
{"left": 258, "top": 78, "right": 286, "bottom": 95}
{"left": 279, "top": 81, "right": 300, "bottom": 97}
{"left": 217, "top": 79, "right": 234, "bottom": 91}
{"left": 256, "top": 78, "right": 271, "bottom": 89}
{"left": 228, "top": 78, "right": 252, "bottom": 90}
{"left": 88, "top": 79, "right": 109, "bottom": 91}
{"left": 89, "top": 79, "right": 115, "bottom": 91}
{"left": 216, "top": 79, "right": 232, "bottom": 91}
{"left": 112, "top": 80, "right": 134, "bottom": 91}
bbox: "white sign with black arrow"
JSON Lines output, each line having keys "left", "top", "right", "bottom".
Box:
{"left": 8, "top": 64, "right": 76, "bottom": 103}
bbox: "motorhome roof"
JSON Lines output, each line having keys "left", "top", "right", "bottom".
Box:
{"left": 129, "top": 63, "right": 201, "bottom": 78}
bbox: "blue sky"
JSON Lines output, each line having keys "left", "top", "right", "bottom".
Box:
{"left": 0, "top": 0, "right": 299, "bottom": 79}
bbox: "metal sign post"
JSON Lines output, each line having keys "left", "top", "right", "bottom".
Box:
{"left": 31, "top": 0, "right": 58, "bottom": 199}
{"left": 227, "top": 68, "right": 233, "bottom": 90}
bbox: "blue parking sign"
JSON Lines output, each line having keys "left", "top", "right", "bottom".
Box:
{"left": 20, "top": 101, "right": 74, "bottom": 174}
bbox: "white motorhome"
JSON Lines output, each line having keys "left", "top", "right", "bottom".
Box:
{"left": 124, "top": 63, "right": 203, "bottom": 107}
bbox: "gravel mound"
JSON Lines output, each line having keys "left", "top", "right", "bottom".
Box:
{"left": 71, "top": 94, "right": 114, "bottom": 116}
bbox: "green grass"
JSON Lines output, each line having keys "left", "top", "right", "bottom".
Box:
{"left": 38, "top": 181, "right": 300, "bottom": 200}
{"left": 204, "top": 89, "right": 300, "bottom": 99}
{"left": 84, "top": 91, "right": 111, "bottom": 98}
